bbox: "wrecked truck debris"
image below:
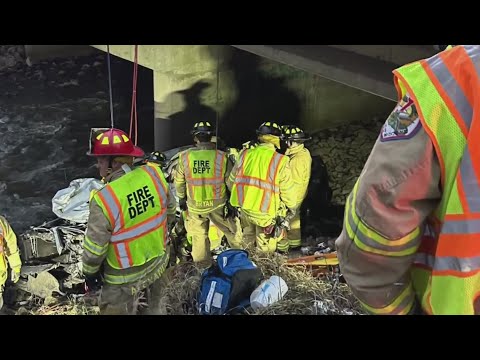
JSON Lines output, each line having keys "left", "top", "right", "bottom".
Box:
{"left": 19, "top": 220, "right": 87, "bottom": 291}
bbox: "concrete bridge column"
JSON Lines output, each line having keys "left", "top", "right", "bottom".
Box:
{"left": 152, "top": 46, "right": 236, "bottom": 151}
{"left": 91, "top": 45, "right": 237, "bottom": 151}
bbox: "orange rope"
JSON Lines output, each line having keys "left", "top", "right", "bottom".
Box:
{"left": 129, "top": 45, "right": 139, "bottom": 145}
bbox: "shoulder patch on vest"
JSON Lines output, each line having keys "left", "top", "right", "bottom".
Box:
{"left": 380, "top": 94, "right": 422, "bottom": 142}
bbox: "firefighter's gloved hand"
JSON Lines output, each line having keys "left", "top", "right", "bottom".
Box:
{"left": 280, "top": 218, "right": 291, "bottom": 231}
{"left": 167, "top": 214, "right": 176, "bottom": 229}
{"left": 174, "top": 220, "right": 186, "bottom": 237}
{"left": 85, "top": 273, "right": 103, "bottom": 293}
{"left": 10, "top": 267, "right": 21, "bottom": 284}
{"left": 285, "top": 208, "right": 296, "bottom": 222}
{"left": 279, "top": 208, "right": 296, "bottom": 232}
{"left": 179, "top": 198, "right": 187, "bottom": 211}
{"left": 273, "top": 216, "right": 290, "bottom": 238}
{"left": 223, "top": 201, "right": 239, "bottom": 219}
{"left": 274, "top": 223, "right": 287, "bottom": 238}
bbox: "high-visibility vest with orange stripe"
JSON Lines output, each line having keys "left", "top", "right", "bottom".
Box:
{"left": 93, "top": 165, "right": 169, "bottom": 270}
{"left": 0, "top": 223, "right": 5, "bottom": 275}
{"left": 230, "top": 145, "right": 287, "bottom": 219}
{"left": 394, "top": 45, "right": 480, "bottom": 314}
{"left": 180, "top": 149, "right": 227, "bottom": 205}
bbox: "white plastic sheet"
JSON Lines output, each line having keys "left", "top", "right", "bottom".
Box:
{"left": 52, "top": 178, "right": 104, "bottom": 223}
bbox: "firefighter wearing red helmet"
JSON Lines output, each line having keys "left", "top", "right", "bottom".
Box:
{"left": 82, "top": 128, "right": 176, "bottom": 314}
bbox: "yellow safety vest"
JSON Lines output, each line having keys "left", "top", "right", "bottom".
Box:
{"left": 394, "top": 45, "right": 480, "bottom": 314}
{"left": 93, "top": 165, "right": 169, "bottom": 270}
{"left": 180, "top": 148, "right": 227, "bottom": 206}
{"left": 0, "top": 218, "right": 21, "bottom": 286}
{"left": 230, "top": 145, "right": 287, "bottom": 219}
{"left": 0, "top": 223, "right": 5, "bottom": 276}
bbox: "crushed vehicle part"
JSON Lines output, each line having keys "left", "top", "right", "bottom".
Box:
{"left": 21, "top": 228, "right": 59, "bottom": 260}
{"left": 18, "top": 219, "right": 87, "bottom": 294}
{"left": 21, "top": 263, "right": 59, "bottom": 276}
{"left": 17, "top": 272, "right": 64, "bottom": 299}
{"left": 52, "top": 178, "right": 103, "bottom": 223}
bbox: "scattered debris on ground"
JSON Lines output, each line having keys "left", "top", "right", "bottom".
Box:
{"left": 154, "top": 250, "right": 365, "bottom": 315}
{"left": 2, "top": 148, "right": 362, "bottom": 315}
{"left": 7, "top": 224, "right": 363, "bottom": 315}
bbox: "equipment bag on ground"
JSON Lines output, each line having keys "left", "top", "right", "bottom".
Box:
{"left": 198, "top": 249, "right": 262, "bottom": 315}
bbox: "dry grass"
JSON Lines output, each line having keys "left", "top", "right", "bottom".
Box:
{"left": 19, "top": 295, "right": 100, "bottom": 315}
{"left": 17, "top": 250, "right": 364, "bottom": 315}
{"left": 154, "top": 262, "right": 203, "bottom": 315}
{"left": 29, "top": 303, "right": 99, "bottom": 315}
{"left": 154, "top": 250, "right": 365, "bottom": 315}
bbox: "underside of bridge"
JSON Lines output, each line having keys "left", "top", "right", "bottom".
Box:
{"left": 23, "top": 45, "right": 438, "bottom": 150}
{"left": 231, "top": 45, "right": 437, "bottom": 101}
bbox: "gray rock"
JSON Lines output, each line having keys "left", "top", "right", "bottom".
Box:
{"left": 310, "top": 120, "right": 378, "bottom": 204}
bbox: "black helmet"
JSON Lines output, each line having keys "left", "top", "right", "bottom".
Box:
{"left": 281, "top": 125, "right": 311, "bottom": 141}
{"left": 191, "top": 121, "right": 214, "bottom": 136}
{"left": 145, "top": 151, "right": 167, "bottom": 164}
{"left": 256, "top": 122, "right": 282, "bottom": 137}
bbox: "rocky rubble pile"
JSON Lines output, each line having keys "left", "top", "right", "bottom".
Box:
{"left": 0, "top": 45, "right": 25, "bottom": 71}
{"left": 307, "top": 118, "right": 384, "bottom": 205}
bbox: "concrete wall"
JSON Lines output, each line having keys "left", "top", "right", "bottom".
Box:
{"left": 258, "top": 59, "right": 395, "bottom": 132}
